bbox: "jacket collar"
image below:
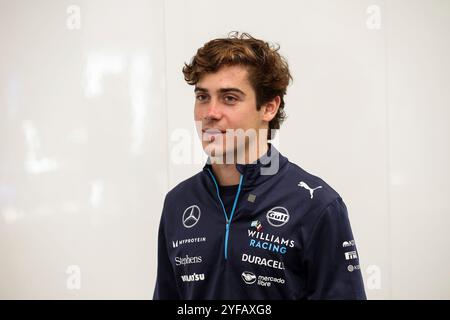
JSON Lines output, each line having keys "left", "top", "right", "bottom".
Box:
{"left": 202, "top": 144, "right": 288, "bottom": 191}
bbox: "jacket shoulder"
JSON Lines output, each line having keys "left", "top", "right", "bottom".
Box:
{"left": 161, "top": 171, "right": 204, "bottom": 217}
{"left": 283, "top": 160, "right": 342, "bottom": 210}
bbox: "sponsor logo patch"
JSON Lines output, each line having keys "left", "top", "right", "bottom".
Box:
{"left": 250, "top": 220, "right": 263, "bottom": 232}
{"left": 298, "top": 181, "right": 322, "bottom": 199}
{"left": 241, "top": 253, "right": 285, "bottom": 270}
{"left": 241, "top": 271, "right": 257, "bottom": 284}
{"left": 182, "top": 205, "right": 201, "bottom": 228}
{"left": 247, "top": 228, "right": 295, "bottom": 255}
{"left": 347, "top": 264, "right": 361, "bottom": 272}
{"left": 342, "top": 240, "right": 355, "bottom": 248}
{"left": 172, "top": 237, "right": 207, "bottom": 248}
{"left": 241, "top": 271, "right": 285, "bottom": 287}
{"left": 181, "top": 273, "right": 205, "bottom": 282}
{"left": 266, "top": 207, "right": 290, "bottom": 227}
{"left": 175, "top": 255, "right": 202, "bottom": 266}
{"left": 344, "top": 251, "right": 358, "bottom": 260}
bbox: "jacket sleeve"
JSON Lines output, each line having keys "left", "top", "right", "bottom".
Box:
{"left": 303, "top": 197, "right": 367, "bottom": 300}
{"left": 152, "top": 196, "right": 180, "bottom": 300}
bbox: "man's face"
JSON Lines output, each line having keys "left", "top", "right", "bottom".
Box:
{"left": 193, "top": 64, "right": 266, "bottom": 162}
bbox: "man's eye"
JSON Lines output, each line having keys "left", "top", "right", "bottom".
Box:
{"left": 196, "top": 95, "right": 207, "bottom": 101}
{"left": 224, "top": 96, "right": 237, "bottom": 103}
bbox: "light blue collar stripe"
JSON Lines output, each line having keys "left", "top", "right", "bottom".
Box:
{"left": 206, "top": 168, "right": 244, "bottom": 260}
{"left": 229, "top": 174, "right": 244, "bottom": 223}
{"left": 206, "top": 168, "right": 229, "bottom": 221}
{"left": 224, "top": 174, "right": 244, "bottom": 259}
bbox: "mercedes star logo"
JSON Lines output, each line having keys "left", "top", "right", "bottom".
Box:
{"left": 182, "top": 205, "right": 201, "bottom": 228}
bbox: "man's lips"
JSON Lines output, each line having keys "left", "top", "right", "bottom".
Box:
{"left": 202, "top": 128, "right": 226, "bottom": 142}
{"left": 202, "top": 128, "right": 226, "bottom": 134}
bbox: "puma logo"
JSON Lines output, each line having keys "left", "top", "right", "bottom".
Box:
{"left": 298, "top": 181, "right": 322, "bottom": 199}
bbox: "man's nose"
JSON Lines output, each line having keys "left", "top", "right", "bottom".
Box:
{"left": 205, "top": 99, "right": 222, "bottom": 120}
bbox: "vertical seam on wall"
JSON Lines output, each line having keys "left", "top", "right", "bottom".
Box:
{"left": 384, "top": 0, "right": 393, "bottom": 300}
{"left": 162, "top": 0, "right": 170, "bottom": 192}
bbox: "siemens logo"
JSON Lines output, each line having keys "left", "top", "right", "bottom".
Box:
{"left": 175, "top": 255, "right": 202, "bottom": 266}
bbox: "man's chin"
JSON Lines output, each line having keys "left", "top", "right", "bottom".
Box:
{"left": 203, "top": 144, "right": 236, "bottom": 164}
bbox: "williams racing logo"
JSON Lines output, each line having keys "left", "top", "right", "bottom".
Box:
{"left": 248, "top": 220, "right": 295, "bottom": 255}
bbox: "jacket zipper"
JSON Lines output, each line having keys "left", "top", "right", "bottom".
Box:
{"left": 206, "top": 168, "right": 243, "bottom": 260}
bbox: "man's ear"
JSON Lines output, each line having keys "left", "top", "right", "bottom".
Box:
{"left": 261, "top": 96, "right": 281, "bottom": 122}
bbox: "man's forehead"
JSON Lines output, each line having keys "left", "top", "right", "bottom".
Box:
{"left": 194, "top": 85, "right": 247, "bottom": 96}
{"left": 195, "top": 65, "right": 251, "bottom": 92}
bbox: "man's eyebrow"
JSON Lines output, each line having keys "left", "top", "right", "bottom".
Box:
{"left": 194, "top": 86, "right": 246, "bottom": 96}
{"left": 194, "top": 86, "right": 208, "bottom": 93}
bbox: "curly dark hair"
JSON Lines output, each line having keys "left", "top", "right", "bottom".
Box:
{"left": 182, "top": 31, "right": 293, "bottom": 139}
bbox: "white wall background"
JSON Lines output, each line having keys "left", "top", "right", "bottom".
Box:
{"left": 0, "top": 0, "right": 449, "bottom": 299}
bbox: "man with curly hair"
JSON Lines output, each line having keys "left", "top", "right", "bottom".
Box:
{"left": 153, "top": 32, "right": 366, "bottom": 300}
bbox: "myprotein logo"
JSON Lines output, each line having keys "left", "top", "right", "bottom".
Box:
{"left": 175, "top": 255, "right": 202, "bottom": 266}
{"left": 241, "top": 271, "right": 285, "bottom": 287}
{"left": 172, "top": 237, "right": 206, "bottom": 248}
{"left": 181, "top": 273, "right": 205, "bottom": 282}
{"left": 266, "top": 207, "right": 289, "bottom": 227}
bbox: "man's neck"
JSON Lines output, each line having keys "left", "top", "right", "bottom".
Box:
{"left": 211, "top": 142, "right": 269, "bottom": 186}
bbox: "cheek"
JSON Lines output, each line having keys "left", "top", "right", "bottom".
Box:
{"left": 193, "top": 106, "right": 202, "bottom": 120}
{"left": 231, "top": 109, "right": 259, "bottom": 129}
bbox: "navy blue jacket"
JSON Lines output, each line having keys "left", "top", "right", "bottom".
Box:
{"left": 153, "top": 145, "right": 366, "bottom": 300}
